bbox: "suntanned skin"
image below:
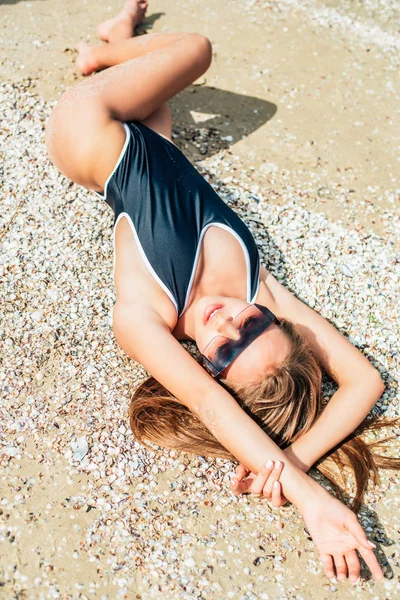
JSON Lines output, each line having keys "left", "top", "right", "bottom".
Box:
{"left": 45, "top": 26, "right": 385, "bottom": 583}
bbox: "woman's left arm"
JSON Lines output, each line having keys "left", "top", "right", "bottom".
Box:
{"left": 259, "top": 266, "right": 385, "bottom": 472}
{"left": 284, "top": 376, "right": 384, "bottom": 472}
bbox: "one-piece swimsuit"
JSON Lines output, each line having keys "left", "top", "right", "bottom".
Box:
{"left": 91, "top": 121, "right": 260, "bottom": 317}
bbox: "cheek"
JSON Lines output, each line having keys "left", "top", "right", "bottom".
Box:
{"left": 219, "top": 360, "right": 238, "bottom": 381}
{"left": 196, "top": 330, "right": 211, "bottom": 354}
{"left": 221, "top": 356, "right": 258, "bottom": 383}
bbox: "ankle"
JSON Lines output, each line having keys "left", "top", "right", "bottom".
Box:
{"left": 121, "top": 0, "right": 137, "bottom": 17}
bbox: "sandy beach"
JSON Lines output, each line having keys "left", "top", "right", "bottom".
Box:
{"left": 1, "top": 0, "right": 399, "bottom": 598}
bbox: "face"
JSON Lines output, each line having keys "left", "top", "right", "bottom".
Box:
{"left": 194, "top": 296, "right": 291, "bottom": 383}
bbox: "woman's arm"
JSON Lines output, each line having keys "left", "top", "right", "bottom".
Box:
{"left": 113, "top": 300, "right": 383, "bottom": 582}
{"left": 113, "top": 299, "right": 323, "bottom": 510}
{"left": 284, "top": 376, "right": 384, "bottom": 471}
{"left": 258, "top": 266, "right": 385, "bottom": 471}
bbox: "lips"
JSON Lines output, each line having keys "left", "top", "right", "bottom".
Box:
{"left": 204, "top": 304, "right": 224, "bottom": 325}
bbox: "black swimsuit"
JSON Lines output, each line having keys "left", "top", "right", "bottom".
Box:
{"left": 91, "top": 120, "right": 260, "bottom": 317}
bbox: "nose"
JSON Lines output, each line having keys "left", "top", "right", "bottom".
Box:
{"left": 215, "top": 314, "right": 241, "bottom": 340}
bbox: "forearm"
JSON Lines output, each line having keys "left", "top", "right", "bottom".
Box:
{"left": 285, "top": 370, "right": 385, "bottom": 470}
{"left": 192, "top": 388, "right": 328, "bottom": 513}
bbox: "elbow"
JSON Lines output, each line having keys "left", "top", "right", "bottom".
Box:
{"left": 370, "top": 368, "right": 385, "bottom": 398}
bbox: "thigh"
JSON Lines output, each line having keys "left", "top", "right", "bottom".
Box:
{"left": 45, "top": 98, "right": 127, "bottom": 192}
{"left": 140, "top": 102, "right": 173, "bottom": 141}
{"left": 46, "top": 34, "right": 211, "bottom": 190}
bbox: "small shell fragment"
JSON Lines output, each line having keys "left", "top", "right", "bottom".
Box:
{"left": 340, "top": 264, "right": 355, "bottom": 278}
{"left": 69, "top": 437, "right": 89, "bottom": 461}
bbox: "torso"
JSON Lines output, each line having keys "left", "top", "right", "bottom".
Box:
{"left": 114, "top": 215, "right": 271, "bottom": 341}
{"left": 98, "top": 119, "right": 274, "bottom": 337}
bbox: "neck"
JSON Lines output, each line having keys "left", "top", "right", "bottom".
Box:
{"left": 173, "top": 278, "right": 211, "bottom": 341}
{"left": 180, "top": 284, "right": 205, "bottom": 340}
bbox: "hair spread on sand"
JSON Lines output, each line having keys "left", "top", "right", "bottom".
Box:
{"left": 129, "top": 318, "right": 400, "bottom": 514}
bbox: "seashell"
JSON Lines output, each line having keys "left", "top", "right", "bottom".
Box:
{"left": 2, "top": 446, "right": 19, "bottom": 457}
{"left": 340, "top": 264, "right": 354, "bottom": 278}
{"left": 70, "top": 436, "right": 89, "bottom": 461}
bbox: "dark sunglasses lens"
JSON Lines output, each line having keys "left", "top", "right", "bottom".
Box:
{"left": 206, "top": 311, "right": 274, "bottom": 374}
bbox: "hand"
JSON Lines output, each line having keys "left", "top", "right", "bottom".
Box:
{"left": 230, "top": 460, "right": 288, "bottom": 507}
{"left": 303, "top": 494, "right": 383, "bottom": 583}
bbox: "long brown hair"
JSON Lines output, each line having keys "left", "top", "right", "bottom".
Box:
{"left": 129, "top": 318, "right": 400, "bottom": 513}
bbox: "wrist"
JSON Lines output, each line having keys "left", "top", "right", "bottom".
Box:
{"left": 278, "top": 457, "right": 323, "bottom": 512}
{"left": 283, "top": 445, "right": 313, "bottom": 473}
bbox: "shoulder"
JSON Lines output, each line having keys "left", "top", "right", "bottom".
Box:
{"left": 255, "top": 265, "right": 280, "bottom": 312}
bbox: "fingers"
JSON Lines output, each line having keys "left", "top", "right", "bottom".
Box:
{"left": 271, "top": 480, "right": 286, "bottom": 507}
{"left": 230, "top": 474, "right": 254, "bottom": 496}
{"left": 347, "top": 518, "right": 377, "bottom": 552}
{"left": 358, "top": 546, "right": 384, "bottom": 582}
{"left": 235, "top": 463, "right": 250, "bottom": 482}
{"left": 250, "top": 460, "right": 278, "bottom": 497}
{"left": 320, "top": 554, "right": 335, "bottom": 579}
{"left": 333, "top": 554, "right": 348, "bottom": 582}
{"left": 263, "top": 461, "right": 284, "bottom": 498}
{"left": 346, "top": 516, "right": 383, "bottom": 581}
{"left": 331, "top": 548, "right": 382, "bottom": 584}
{"left": 322, "top": 553, "right": 360, "bottom": 583}
{"left": 230, "top": 460, "right": 286, "bottom": 505}
{"left": 230, "top": 464, "right": 254, "bottom": 496}
{"left": 344, "top": 550, "right": 360, "bottom": 584}
{"left": 250, "top": 460, "right": 285, "bottom": 503}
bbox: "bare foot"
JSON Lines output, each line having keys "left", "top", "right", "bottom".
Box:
{"left": 97, "top": 0, "right": 148, "bottom": 43}
{"left": 76, "top": 41, "right": 99, "bottom": 76}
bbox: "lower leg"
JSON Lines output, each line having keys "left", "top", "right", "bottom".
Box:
{"left": 70, "top": 33, "right": 212, "bottom": 123}
{"left": 77, "top": 31, "right": 188, "bottom": 76}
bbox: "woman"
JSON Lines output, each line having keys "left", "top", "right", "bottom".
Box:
{"left": 45, "top": 7, "right": 399, "bottom": 584}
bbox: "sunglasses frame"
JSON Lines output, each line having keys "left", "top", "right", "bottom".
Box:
{"left": 200, "top": 303, "right": 280, "bottom": 378}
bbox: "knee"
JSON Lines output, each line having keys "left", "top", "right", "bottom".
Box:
{"left": 191, "top": 33, "right": 213, "bottom": 69}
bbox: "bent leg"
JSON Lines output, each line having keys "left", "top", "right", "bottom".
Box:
{"left": 65, "top": 32, "right": 212, "bottom": 122}
{"left": 77, "top": 30, "right": 188, "bottom": 76}
{"left": 45, "top": 32, "right": 211, "bottom": 190}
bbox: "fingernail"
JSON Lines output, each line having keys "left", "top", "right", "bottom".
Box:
{"left": 368, "top": 541, "right": 376, "bottom": 548}
{"left": 265, "top": 460, "right": 273, "bottom": 469}
{"left": 231, "top": 478, "right": 237, "bottom": 485}
{"left": 274, "top": 461, "right": 281, "bottom": 469}
{"left": 350, "top": 577, "right": 359, "bottom": 585}
{"left": 273, "top": 481, "right": 279, "bottom": 488}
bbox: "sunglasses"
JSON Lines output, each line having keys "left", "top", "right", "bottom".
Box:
{"left": 200, "top": 303, "right": 280, "bottom": 378}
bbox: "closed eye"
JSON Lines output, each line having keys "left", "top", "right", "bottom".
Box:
{"left": 243, "top": 316, "right": 257, "bottom": 328}
{"left": 215, "top": 342, "right": 231, "bottom": 360}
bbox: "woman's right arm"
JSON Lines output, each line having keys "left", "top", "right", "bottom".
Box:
{"left": 114, "top": 301, "right": 383, "bottom": 582}
{"left": 114, "top": 301, "right": 317, "bottom": 501}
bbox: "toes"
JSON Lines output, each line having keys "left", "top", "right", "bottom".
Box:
{"left": 97, "top": 22, "right": 109, "bottom": 42}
